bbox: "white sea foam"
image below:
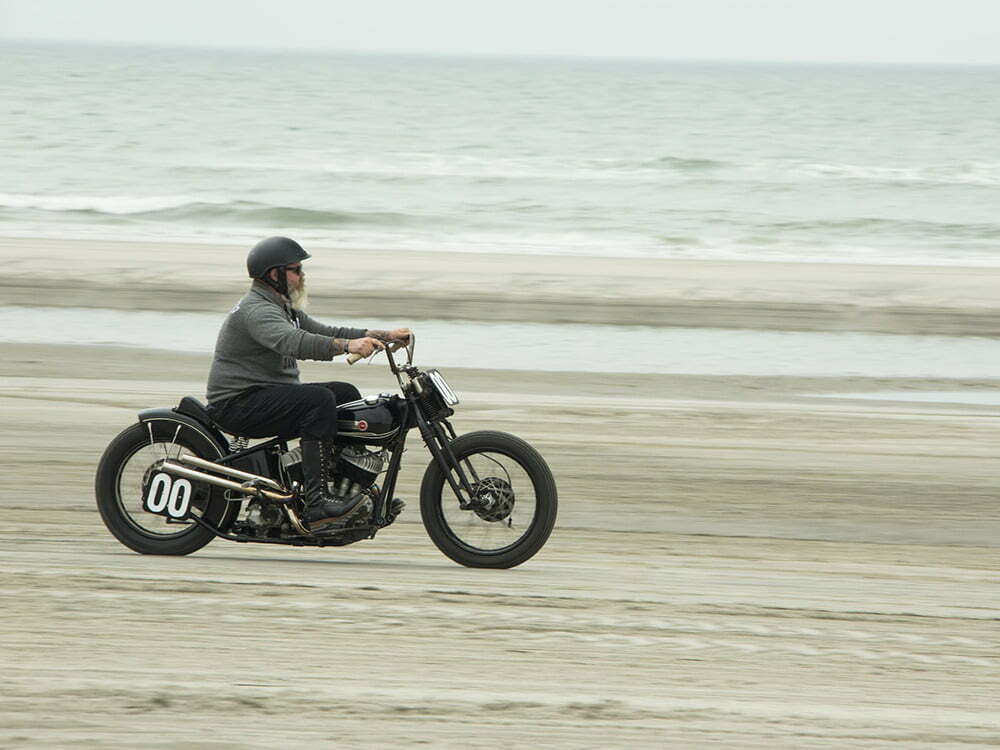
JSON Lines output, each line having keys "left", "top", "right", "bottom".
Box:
{"left": 810, "top": 391, "right": 1000, "bottom": 406}
{"left": 158, "top": 153, "right": 1000, "bottom": 187}
{"left": 187, "top": 152, "right": 729, "bottom": 183}
{"left": 790, "top": 162, "right": 1000, "bottom": 186}
{"left": 0, "top": 193, "right": 230, "bottom": 215}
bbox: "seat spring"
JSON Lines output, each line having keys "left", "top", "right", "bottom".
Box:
{"left": 229, "top": 436, "right": 250, "bottom": 452}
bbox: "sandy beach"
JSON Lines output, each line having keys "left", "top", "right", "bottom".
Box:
{"left": 1, "top": 238, "right": 998, "bottom": 747}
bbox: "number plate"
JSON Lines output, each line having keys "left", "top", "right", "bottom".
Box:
{"left": 142, "top": 472, "right": 195, "bottom": 520}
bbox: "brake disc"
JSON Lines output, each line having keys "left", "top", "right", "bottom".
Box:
{"left": 470, "top": 476, "right": 515, "bottom": 522}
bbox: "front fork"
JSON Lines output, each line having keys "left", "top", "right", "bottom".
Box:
{"left": 417, "top": 415, "right": 479, "bottom": 508}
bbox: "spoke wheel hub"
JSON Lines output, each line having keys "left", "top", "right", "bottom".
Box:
{"left": 469, "top": 476, "right": 515, "bottom": 522}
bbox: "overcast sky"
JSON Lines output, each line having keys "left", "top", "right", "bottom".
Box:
{"left": 2, "top": 0, "right": 1000, "bottom": 65}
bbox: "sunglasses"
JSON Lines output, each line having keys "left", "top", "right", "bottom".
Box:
{"left": 284, "top": 264, "right": 303, "bottom": 274}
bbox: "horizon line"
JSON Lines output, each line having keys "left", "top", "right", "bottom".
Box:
{"left": 3, "top": 36, "right": 1000, "bottom": 69}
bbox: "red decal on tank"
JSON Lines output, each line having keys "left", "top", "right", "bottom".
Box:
{"left": 357, "top": 420, "right": 368, "bottom": 431}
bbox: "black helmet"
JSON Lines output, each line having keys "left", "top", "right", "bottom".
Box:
{"left": 246, "top": 236, "right": 311, "bottom": 279}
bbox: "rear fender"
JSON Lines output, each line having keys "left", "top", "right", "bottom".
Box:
{"left": 137, "top": 407, "right": 230, "bottom": 459}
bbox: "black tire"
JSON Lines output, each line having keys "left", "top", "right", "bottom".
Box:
{"left": 95, "top": 421, "right": 235, "bottom": 555}
{"left": 420, "top": 430, "right": 557, "bottom": 568}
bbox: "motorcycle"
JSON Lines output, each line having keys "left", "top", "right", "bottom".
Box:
{"left": 94, "top": 336, "right": 557, "bottom": 568}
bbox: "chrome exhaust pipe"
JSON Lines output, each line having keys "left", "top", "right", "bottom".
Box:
{"left": 160, "top": 460, "right": 295, "bottom": 503}
{"left": 175, "top": 453, "right": 286, "bottom": 492}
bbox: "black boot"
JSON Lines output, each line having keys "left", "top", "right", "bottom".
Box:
{"left": 300, "top": 439, "right": 366, "bottom": 529}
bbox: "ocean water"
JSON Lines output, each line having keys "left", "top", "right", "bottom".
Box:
{"left": 2, "top": 40, "right": 1000, "bottom": 265}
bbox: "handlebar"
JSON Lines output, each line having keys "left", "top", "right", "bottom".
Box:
{"left": 346, "top": 338, "right": 407, "bottom": 366}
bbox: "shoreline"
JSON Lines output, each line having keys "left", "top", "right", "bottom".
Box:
{"left": 6, "top": 341, "right": 1000, "bottom": 402}
{"left": 4, "top": 236, "right": 1000, "bottom": 335}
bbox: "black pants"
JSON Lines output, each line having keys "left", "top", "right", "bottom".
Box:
{"left": 208, "top": 381, "right": 362, "bottom": 441}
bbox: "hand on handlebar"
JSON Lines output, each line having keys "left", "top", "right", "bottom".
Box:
{"left": 346, "top": 329, "right": 413, "bottom": 365}
{"left": 367, "top": 327, "right": 412, "bottom": 345}
{"left": 347, "top": 337, "right": 386, "bottom": 359}
{"left": 387, "top": 327, "right": 412, "bottom": 344}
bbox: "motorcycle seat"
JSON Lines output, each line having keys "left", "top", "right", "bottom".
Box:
{"left": 176, "top": 396, "right": 215, "bottom": 427}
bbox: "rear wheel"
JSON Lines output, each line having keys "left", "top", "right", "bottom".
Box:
{"left": 95, "top": 421, "right": 235, "bottom": 555}
{"left": 420, "top": 430, "right": 557, "bottom": 568}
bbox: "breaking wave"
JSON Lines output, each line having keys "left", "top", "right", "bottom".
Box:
{"left": 790, "top": 162, "right": 1000, "bottom": 186}
{"left": 0, "top": 194, "right": 419, "bottom": 227}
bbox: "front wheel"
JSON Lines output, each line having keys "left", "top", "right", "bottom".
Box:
{"left": 420, "top": 430, "right": 557, "bottom": 568}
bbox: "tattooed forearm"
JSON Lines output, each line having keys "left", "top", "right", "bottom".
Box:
{"left": 365, "top": 329, "right": 393, "bottom": 343}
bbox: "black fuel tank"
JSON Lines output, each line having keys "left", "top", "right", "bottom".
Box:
{"left": 336, "top": 395, "right": 402, "bottom": 445}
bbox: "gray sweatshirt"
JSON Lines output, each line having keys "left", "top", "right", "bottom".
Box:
{"left": 206, "top": 281, "right": 366, "bottom": 404}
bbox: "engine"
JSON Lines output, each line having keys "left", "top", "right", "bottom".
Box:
{"left": 280, "top": 444, "right": 386, "bottom": 497}
{"left": 235, "top": 445, "right": 387, "bottom": 539}
{"left": 335, "top": 445, "right": 385, "bottom": 488}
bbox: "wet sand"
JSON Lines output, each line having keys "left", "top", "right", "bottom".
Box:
{"left": 1, "top": 342, "right": 997, "bottom": 748}
{"left": 5, "top": 236, "right": 1000, "bottom": 334}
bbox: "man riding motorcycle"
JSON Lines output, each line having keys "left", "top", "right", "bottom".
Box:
{"left": 205, "top": 236, "right": 411, "bottom": 530}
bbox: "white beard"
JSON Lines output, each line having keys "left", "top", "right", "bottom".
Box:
{"left": 288, "top": 278, "right": 309, "bottom": 311}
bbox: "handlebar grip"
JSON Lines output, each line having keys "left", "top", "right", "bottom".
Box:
{"left": 345, "top": 339, "right": 405, "bottom": 366}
